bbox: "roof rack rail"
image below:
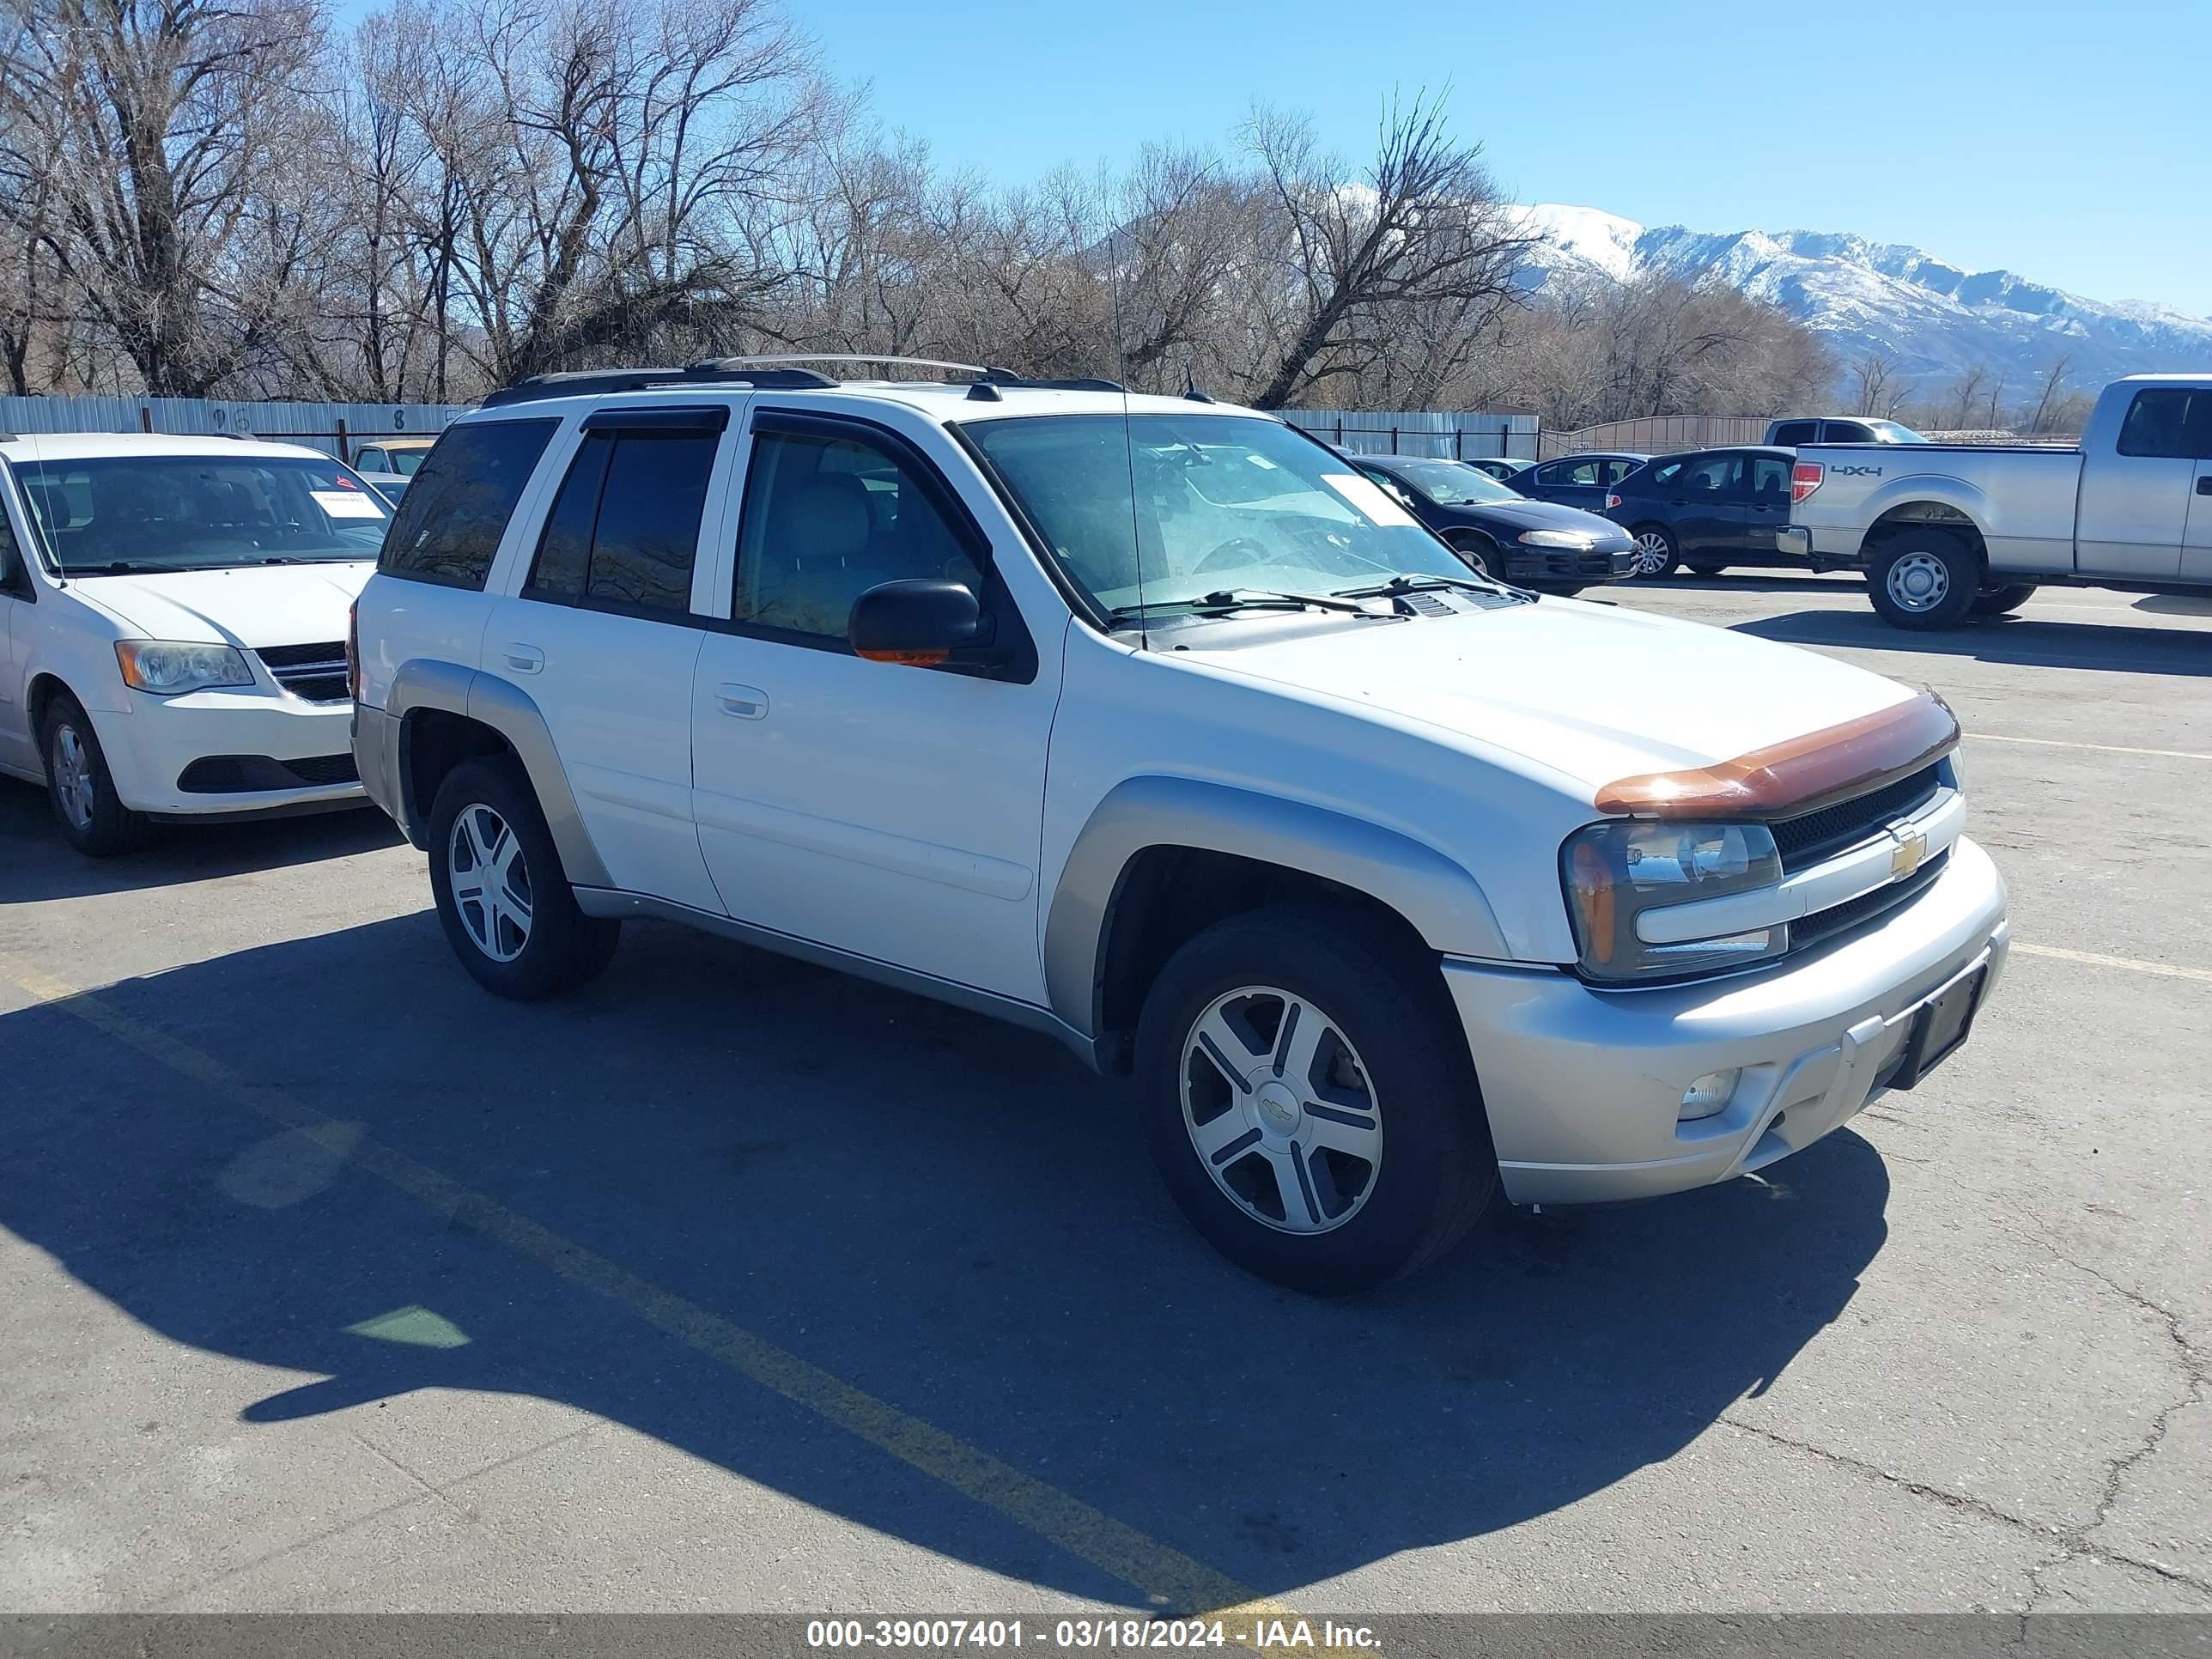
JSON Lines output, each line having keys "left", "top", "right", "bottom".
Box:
{"left": 481, "top": 362, "right": 840, "bottom": 410}
{"left": 696, "top": 353, "right": 993, "bottom": 380}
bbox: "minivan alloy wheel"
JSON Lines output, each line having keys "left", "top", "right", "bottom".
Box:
{"left": 50, "top": 723, "right": 95, "bottom": 830}
{"left": 448, "top": 803, "right": 533, "bottom": 962}
{"left": 1886, "top": 550, "right": 1950, "bottom": 612}
{"left": 1181, "top": 985, "right": 1382, "bottom": 1235}
{"left": 1630, "top": 532, "right": 1672, "bottom": 577}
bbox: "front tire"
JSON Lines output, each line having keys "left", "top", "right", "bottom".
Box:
{"left": 40, "top": 694, "right": 150, "bottom": 857}
{"left": 1869, "top": 532, "right": 1979, "bottom": 629}
{"left": 1449, "top": 533, "right": 1504, "bottom": 581}
{"left": 1626, "top": 525, "right": 1680, "bottom": 580}
{"left": 1970, "top": 582, "right": 2038, "bottom": 617}
{"left": 428, "top": 757, "right": 620, "bottom": 1000}
{"left": 1134, "top": 905, "right": 1497, "bottom": 1295}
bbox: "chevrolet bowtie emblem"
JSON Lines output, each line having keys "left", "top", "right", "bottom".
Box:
{"left": 1890, "top": 829, "right": 1926, "bottom": 879}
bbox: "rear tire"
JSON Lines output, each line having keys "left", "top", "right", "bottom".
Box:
{"left": 1970, "top": 582, "right": 2038, "bottom": 617}
{"left": 1626, "top": 525, "right": 1680, "bottom": 580}
{"left": 40, "top": 694, "right": 151, "bottom": 857}
{"left": 1134, "top": 904, "right": 1497, "bottom": 1296}
{"left": 1869, "top": 532, "right": 1979, "bottom": 629}
{"left": 1686, "top": 559, "right": 1728, "bottom": 577}
{"left": 428, "top": 757, "right": 620, "bottom": 1000}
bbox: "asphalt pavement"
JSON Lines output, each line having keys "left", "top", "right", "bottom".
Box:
{"left": 2, "top": 573, "right": 2206, "bottom": 1620}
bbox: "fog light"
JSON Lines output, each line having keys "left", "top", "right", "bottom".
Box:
{"left": 1680, "top": 1068, "right": 1741, "bottom": 1121}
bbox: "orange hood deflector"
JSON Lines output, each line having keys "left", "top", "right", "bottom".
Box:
{"left": 1595, "top": 690, "right": 1960, "bottom": 821}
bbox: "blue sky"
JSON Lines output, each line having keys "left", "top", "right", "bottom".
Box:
{"left": 793, "top": 0, "right": 2209, "bottom": 316}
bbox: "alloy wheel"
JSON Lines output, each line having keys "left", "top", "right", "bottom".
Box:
{"left": 1887, "top": 550, "right": 1949, "bottom": 612}
{"left": 51, "top": 724, "right": 95, "bottom": 830}
{"left": 1631, "top": 532, "right": 1672, "bottom": 577}
{"left": 1181, "top": 985, "right": 1382, "bottom": 1235}
{"left": 448, "top": 803, "right": 533, "bottom": 963}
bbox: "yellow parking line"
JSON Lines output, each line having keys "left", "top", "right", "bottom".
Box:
{"left": 2010, "top": 942, "right": 2212, "bottom": 984}
{"left": 0, "top": 953, "right": 1286, "bottom": 1626}
{"left": 1966, "top": 732, "right": 2212, "bottom": 763}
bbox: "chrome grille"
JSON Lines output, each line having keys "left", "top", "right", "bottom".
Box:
{"left": 1771, "top": 764, "right": 1942, "bottom": 875}
{"left": 255, "top": 641, "right": 349, "bottom": 704}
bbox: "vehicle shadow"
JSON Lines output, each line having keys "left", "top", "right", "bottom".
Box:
{"left": 1735, "top": 609, "right": 2212, "bottom": 678}
{"left": 0, "top": 775, "right": 404, "bottom": 902}
{"left": 1660, "top": 574, "right": 1867, "bottom": 595}
{"left": 0, "top": 914, "right": 1890, "bottom": 1605}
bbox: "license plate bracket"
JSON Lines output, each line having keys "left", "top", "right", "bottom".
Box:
{"left": 1887, "top": 968, "right": 1985, "bottom": 1091}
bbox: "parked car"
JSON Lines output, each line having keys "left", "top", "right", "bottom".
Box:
{"left": 349, "top": 434, "right": 439, "bottom": 477}
{"left": 1508, "top": 452, "right": 1647, "bottom": 511}
{"left": 356, "top": 470, "right": 411, "bottom": 506}
{"left": 0, "top": 432, "right": 389, "bottom": 854}
{"left": 352, "top": 358, "right": 2008, "bottom": 1294}
{"left": 1350, "top": 453, "right": 1634, "bottom": 593}
{"left": 1602, "top": 447, "right": 1802, "bottom": 578}
{"left": 1784, "top": 374, "right": 2212, "bottom": 629}
{"left": 1459, "top": 455, "right": 1528, "bottom": 483}
{"left": 1765, "top": 416, "right": 1929, "bottom": 447}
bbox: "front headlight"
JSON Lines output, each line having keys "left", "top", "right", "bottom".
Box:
{"left": 1562, "top": 819, "right": 1787, "bottom": 982}
{"left": 1517, "top": 529, "right": 1597, "bottom": 549}
{"left": 114, "top": 640, "right": 255, "bottom": 696}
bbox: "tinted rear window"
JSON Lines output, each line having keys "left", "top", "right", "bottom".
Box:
{"left": 378, "top": 420, "right": 559, "bottom": 589}
{"left": 1770, "top": 422, "right": 1816, "bottom": 447}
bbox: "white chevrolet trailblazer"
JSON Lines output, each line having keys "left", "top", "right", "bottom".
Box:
{"left": 0, "top": 432, "right": 389, "bottom": 854}
{"left": 351, "top": 360, "right": 2009, "bottom": 1292}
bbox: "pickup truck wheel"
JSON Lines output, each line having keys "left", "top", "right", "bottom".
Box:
{"left": 1135, "top": 905, "right": 1496, "bottom": 1295}
{"left": 1970, "top": 582, "right": 2038, "bottom": 617}
{"left": 1626, "top": 526, "right": 1680, "bottom": 579}
{"left": 40, "top": 695, "right": 151, "bottom": 857}
{"left": 428, "top": 757, "right": 620, "bottom": 1000}
{"left": 1869, "top": 534, "right": 1978, "bottom": 629}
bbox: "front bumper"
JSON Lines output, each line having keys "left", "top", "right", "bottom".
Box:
{"left": 1443, "top": 835, "right": 2008, "bottom": 1206}
{"left": 1503, "top": 545, "right": 1637, "bottom": 586}
{"left": 97, "top": 686, "right": 365, "bottom": 817}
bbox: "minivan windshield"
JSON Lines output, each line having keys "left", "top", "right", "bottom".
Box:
{"left": 964, "top": 414, "right": 1477, "bottom": 615}
{"left": 17, "top": 453, "right": 392, "bottom": 575}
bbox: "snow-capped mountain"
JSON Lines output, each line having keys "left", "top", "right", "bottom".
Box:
{"left": 1511, "top": 204, "right": 2212, "bottom": 394}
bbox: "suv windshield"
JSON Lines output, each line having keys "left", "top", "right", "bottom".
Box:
{"left": 964, "top": 414, "right": 1474, "bottom": 614}
{"left": 1373, "top": 459, "right": 1522, "bottom": 506}
{"left": 17, "top": 453, "right": 392, "bottom": 574}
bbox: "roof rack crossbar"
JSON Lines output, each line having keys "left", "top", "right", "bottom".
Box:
{"left": 481, "top": 363, "right": 840, "bottom": 408}
{"left": 695, "top": 353, "right": 992, "bottom": 380}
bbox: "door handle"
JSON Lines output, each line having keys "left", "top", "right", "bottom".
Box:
{"left": 2197, "top": 476, "right": 2212, "bottom": 496}
{"left": 503, "top": 643, "right": 544, "bottom": 673}
{"left": 715, "top": 684, "right": 769, "bottom": 720}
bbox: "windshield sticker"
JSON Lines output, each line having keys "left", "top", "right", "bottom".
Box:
{"left": 1321, "top": 471, "right": 1418, "bottom": 528}
{"left": 312, "top": 489, "right": 386, "bottom": 520}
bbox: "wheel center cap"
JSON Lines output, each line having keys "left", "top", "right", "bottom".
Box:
{"left": 1254, "top": 1079, "right": 1303, "bottom": 1135}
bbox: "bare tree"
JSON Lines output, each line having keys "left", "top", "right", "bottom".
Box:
{"left": 2027, "top": 355, "right": 2071, "bottom": 434}
{"left": 1239, "top": 94, "right": 1531, "bottom": 410}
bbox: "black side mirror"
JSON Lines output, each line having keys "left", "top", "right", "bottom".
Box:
{"left": 848, "top": 580, "right": 988, "bottom": 667}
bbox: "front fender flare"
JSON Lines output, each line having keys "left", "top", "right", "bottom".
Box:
{"left": 1042, "top": 775, "right": 1510, "bottom": 1038}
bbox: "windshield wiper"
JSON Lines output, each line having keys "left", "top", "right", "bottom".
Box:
{"left": 70, "top": 560, "right": 192, "bottom": 576}
{"left": 1332, "top": 573, "right": 1522, "bottom": 601}
{"left": 1106, "top": 588, "right": 1377, "bottom": 627}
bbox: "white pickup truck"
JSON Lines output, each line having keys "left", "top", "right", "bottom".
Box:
{"left": 1781, "top": 374, "right": 2212, "bottom": 629}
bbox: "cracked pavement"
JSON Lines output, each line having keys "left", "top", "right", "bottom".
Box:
{"left": 2, "top": 574, "right": 2208, "bottom": 1615}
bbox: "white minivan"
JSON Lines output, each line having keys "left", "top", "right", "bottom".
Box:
{"left": 0, "top": 432, "right": 389, "bottom": 854}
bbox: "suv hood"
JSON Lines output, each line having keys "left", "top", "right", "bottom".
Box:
{"left": 1209, "top": 598, "right": 1914, "bottom": 800}
{"left": 69, "top": 563, "right": 374, "bottom": 647}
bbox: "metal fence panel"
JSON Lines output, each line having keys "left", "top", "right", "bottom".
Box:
{"left": 0, "top": 396, "right": 471, "bottom": 460}
{"left": 1538, "top": 415, "right": 1770, "bottom": 459}
{"left": 1280, "top": 409, "right": 1541, "bottom": 462}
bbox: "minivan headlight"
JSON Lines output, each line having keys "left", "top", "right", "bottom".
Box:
{"left": 114, "top": 641, "right": 255, "bottom": 695}
{"left": 1562, "top": 819, "right": 1786, "bottom": 981}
